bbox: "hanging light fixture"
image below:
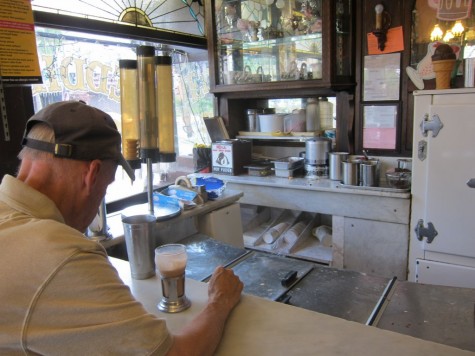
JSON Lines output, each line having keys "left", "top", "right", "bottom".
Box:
{"left": 430, "top": 20, "right": 465, "bottom": 43}
{"left": 451, "top": 20, "right": 465, "bottom": 37}
{"left": 430, "top": 24, "right": 444, "bottom": 41}
{"left": 443, "top": 29, "right": 455, "bottom": 42}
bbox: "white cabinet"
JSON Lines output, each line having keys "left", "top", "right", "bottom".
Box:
{"left": 217, "top": 175, "right": 411, "bottom": 280}
{"left": 197, "top": 202, "right": 244, "bottom": 248}
{"left": 409, "top": 89, "right": 475, "bottom": 288}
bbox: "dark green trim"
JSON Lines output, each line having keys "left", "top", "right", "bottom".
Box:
{"left": 33, "top": 11, "right": 207, "bottom": 50}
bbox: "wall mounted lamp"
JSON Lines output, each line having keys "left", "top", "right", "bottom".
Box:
{"left": 372, "top": 4, "right": 391, "bottom": 51}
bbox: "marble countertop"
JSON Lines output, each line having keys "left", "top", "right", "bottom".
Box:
{"left": 109, "top": 257, "right": 473, "bottom": 355}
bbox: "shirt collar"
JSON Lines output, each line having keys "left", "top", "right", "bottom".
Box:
{"left": 0, "top": 175, "right": 65, "bottom": 223}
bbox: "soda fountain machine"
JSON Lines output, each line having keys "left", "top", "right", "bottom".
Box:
{"left": 120, "top": 45, "right": 176, "bottom": 216}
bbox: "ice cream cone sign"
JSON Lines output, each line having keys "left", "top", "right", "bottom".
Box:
{"left": 406, "top": 41, "right": 461, "bottom": 89}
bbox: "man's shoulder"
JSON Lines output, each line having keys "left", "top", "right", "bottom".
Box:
{"left": 0, "top": 214, "right": 105, "bottom": 268}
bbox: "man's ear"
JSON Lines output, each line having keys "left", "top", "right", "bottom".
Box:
{"left": 84, "top": 160, "right": 102, "bottom": 195}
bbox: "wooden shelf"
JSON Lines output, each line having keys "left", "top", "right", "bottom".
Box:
{"left": 237, "top": 131, "right": 321, "bottom": 141}
{"left": 219, "top": 32, "right": 322, "bottom": 52}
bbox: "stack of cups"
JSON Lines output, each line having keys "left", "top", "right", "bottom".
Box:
{"left": 263, "top": 222, "right": 290, "bottom": 244}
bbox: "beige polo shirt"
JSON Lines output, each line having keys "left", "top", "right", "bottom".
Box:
{"left": 0, "top": 175, "right": 172, "bottom": 355}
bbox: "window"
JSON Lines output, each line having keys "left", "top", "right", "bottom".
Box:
{"left": 32, "top": 26, "right": 214, "bottom": 203}
{"left": 31, "top": 0, "right": 205, "bottom": 37}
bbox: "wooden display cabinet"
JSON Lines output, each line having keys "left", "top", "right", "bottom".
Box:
{"left": 205, "top": 0, "right": 355, "bottom": 94}
{"left": 205, "top": 0, "right": 356, "bottom": 152}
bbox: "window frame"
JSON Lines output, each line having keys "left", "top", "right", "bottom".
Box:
{"left": 32, "top": 10, "right": 211, "bottom": 210}
{"left": 33, "top": 11, "right": 207, "bottom": 51}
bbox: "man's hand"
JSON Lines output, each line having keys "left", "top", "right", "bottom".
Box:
{"left": 167, "top": 266, "right": 243, "bottom": 356}
{"left": 208, "top": 266, "right": 243, "bottom": 312}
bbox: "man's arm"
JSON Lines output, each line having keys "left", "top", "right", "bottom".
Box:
{"left": 166, "top": 266, "right": 243, "bottom": 356}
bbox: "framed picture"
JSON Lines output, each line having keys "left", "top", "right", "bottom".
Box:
{"left": 363, "top": 53, "right": 401, "bottom": 101}
{"left": 362, "top": 104, "right": 398, "bottom": 150}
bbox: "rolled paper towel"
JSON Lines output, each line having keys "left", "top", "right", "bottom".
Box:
{"left": 263, "top": 222, "right": 290, "bottom": 244}
{"left": 283, "top": 221, "right": 307, "bottom": 245}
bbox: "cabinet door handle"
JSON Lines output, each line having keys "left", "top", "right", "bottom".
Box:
{"left": 420, "top": 114, "right": 444, "bottom": 138}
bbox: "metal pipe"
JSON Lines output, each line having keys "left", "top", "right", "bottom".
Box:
{"left": 147, "top": 158, "right": 154, "bottom": 215}
{"left": 365, "top": 276, "right": 397, "bottom": 326}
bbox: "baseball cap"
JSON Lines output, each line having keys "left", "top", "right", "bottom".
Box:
{"left": 22, "top": 100, "right": 135, "bottom": 181}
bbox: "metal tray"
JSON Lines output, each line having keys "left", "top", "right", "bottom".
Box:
{"left": 272, "top": 156, "right": 304, "bottom": 170}
{"left": 181, "top": 233, "right": 250, "bottom": 281}
{"left": 286, "top": 265, "right": 392, "bottom": 324}
{"left": 272, "top": 167, "right": 304, "bottom": 178}
{"left": 338, "top": 184, "right": 410, "bottom": 193}
{"left": 244, "top": 163, "right": 273, "bottom": 176}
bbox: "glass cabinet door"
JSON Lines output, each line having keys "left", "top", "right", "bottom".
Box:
{"left": 212, "top": 0, "right": 352, "bottom": 87}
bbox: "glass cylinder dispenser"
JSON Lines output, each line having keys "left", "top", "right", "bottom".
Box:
{"left": 137, "top": 45, "right": 159, "bottom": 161}
{"left": 119, "top": 59, "right": 141, "bottom": 168}
{"left": 155, "top": 55, "right": 176, "bottom": 162}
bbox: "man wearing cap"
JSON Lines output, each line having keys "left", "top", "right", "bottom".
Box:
{"left": 0, "top": 101, "right": 243, "bottom": 355}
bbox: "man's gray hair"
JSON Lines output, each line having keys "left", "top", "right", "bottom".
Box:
{"left": 18, "top": 123, "right": 55, "bottom": 160}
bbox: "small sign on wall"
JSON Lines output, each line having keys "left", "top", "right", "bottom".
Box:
{"left": 363, "top": 104, "right": 398, "bottom": 150}
{"left": 436, "top": 0, "right": 473, "bottom": 21}
{"left": 367, "top": 26, "right": 405, "bottom": 55}
{"left": 0, "top": 0, "right": 42, "bottom": 84}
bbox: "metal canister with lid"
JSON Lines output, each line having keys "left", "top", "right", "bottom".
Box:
{"left": 246, "top": 109, "right": 258, "bottom": 132}
{"left": 304, "top": 137, "right": 332, "bottom": 178}
{"left": 305, "top": 98, "right": 319, "bottom": 132}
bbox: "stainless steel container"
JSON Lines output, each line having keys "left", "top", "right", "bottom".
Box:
{"left": 329, "top": 152, "right": 349, "bottom": 181}
{"left": 246, "top": 109, "right": 258, "bottom": 132}
{"left": 360, "top": 161, "right": 379, "bottom": 187}
{"left": 342, "top": 160, "right": 359, "bottom": 185}
{"left": 122, "top": 214, "right": 157, "bottom": 280}
{"left": 397, "top": 158, "right": 412, "bottom": 171}
{"left": 305, "top": 137, "right": 332, "bottom": 165}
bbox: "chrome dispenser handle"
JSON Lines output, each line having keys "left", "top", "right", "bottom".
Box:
{"left": 467, "top": 178, "right": 475, "bottom": 188}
